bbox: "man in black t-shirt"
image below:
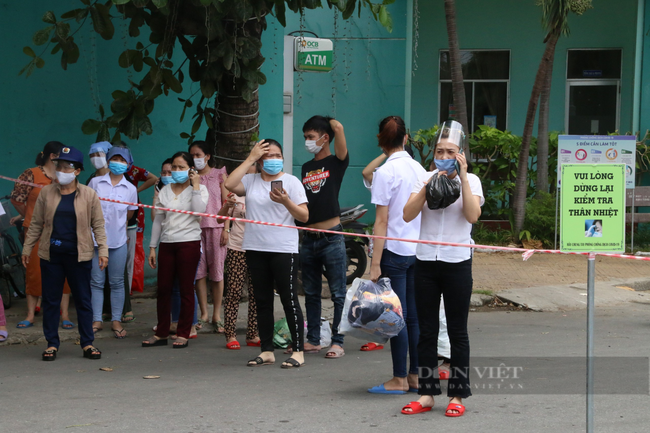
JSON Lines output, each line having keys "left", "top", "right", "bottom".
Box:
{"left": 299, "top": 116, "right": 349, "bottom": 358}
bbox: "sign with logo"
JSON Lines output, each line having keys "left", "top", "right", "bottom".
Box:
{"left": 560, "top": 164, "right": 625, "bottom": 252}
{"left": 557, "top": 135, "right": 636, "bottom": 189}
{"left": 294, "top": 37, "right": 333, "bottom": 72}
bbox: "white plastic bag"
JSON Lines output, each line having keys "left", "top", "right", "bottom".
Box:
{"left": 319, "top": 317, "right": 332, "bottom": 348}
{"left": 340, "top": 277, "right": 405, "bottom": 343}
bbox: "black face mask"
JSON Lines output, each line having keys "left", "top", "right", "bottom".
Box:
{"left": 425, "top": 172, "right": 461, "bottom": 210}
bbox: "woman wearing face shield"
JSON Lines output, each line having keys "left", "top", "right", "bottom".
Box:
{"left": 21, "top": 146, "right": 108, "bottom": 361}
{"left": 87, "top": 141, "right": 113, "bottom": 182}
{"left": 401, "top": 121, "right": 484, "bottom": 417}
{"left": 145, "top": 152, "right": 208, "bottom": 349}
{"left": 188, "top": 140, "right": 229, "bottom": 333}
{"left": 11, "top": 141, "right": 74, "bottom": 329}
{"left": 225, "top": 139, "right": 308, "bottom": 369}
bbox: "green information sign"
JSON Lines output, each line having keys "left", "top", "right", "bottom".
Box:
{"left": 294, "top": 37, "right": 333, "bottom": 72}
{"left": 560, "top": 164, "right": 625, "bottom": 252}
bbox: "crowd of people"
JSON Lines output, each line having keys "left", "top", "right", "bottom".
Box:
{"left": 8, "top": 116, "right": 483, "bottom": 418}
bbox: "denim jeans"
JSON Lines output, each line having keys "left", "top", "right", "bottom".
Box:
{"left": 380, "top": 249, "right": 418, "bottom": 378}
{"left": 300, "top": 229, "right": 347, "bottom": 347}
{"left": 90, "top": 243, "right": 128, "bottom": 322}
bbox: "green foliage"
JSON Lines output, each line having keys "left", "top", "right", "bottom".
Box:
{"left": 409, "top": 126, "right": 439, "bottom": 169}
{"left": 537, "top": 0, "right": 593, "bottom": 37}
{"left": 523, "top": 191, "right": 557, "bottom": 247}
{"left": 471, "top": 222, "right": 516, "bottom": 246}
{"left": 468, "top": 125, "right": 559, "bottom": 219}
{"left": 20, "top": 0, "right": 393, "bottom": 143}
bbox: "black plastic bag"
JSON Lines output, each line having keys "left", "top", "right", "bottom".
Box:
{"left": 426, "top": 173, "right": 461, "bottom": 210}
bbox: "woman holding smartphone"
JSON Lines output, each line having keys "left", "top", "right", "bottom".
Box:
{"left": 225, "top": 139, "right": 308, "bottom": 369}
{"left": 145, "top": 152, "right": 209, "bottom": 349}
{"left": 401, "top": 120, "right": 483, "bottom": 417}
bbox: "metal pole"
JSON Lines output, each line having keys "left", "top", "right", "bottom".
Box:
{"left": 631, "top": 191, "right": 636, "bottom": 252}
{"left": 586, "top": 252, "right": 595, "bottom": 433}
{"left": 554, "top": 188, "right": 560, "bottom": 250}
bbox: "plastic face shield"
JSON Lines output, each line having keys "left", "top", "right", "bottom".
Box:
{"left": 436, "top": 120, "right": 466, "bottom": 149}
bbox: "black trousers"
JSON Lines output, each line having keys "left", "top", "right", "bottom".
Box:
{"left": 415, "top": 258, "right": 473, "bottom": 398}
{"left": 41, "top": 254, "right": 93, "bottom": 349}
{"left": 246, "top": 251, "right": 304, "bottom": 353}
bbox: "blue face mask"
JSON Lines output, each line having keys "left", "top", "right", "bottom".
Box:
{"left": 108, "top": 161, "right": 128, "bottom": 175}
{"left": 171, "top": 170, "right": 189, "bottom": 184}
{"left": 262, "top": 159, "right": 283, "bottom": 175}
{"left": 160, "top": 175, "right": 173, "bottom": 185}
{"left": 434, "top": 158, "right": 457, "bottom": 175}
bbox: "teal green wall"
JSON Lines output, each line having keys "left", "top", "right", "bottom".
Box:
{"left": 0, "top": 1, "right": 285, "bottom": 282}
{"left": 410, "top": 0, "right": 638, "bottom": 135}
{"left": 639, "top": 0, "right": 650, "bottom": 134}
{"left": 285, "top": 3, "right": 407, "bottom": 222}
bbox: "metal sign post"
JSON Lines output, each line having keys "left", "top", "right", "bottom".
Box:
{"left": 586, "top": 252, "right": 595, "bottom": 433}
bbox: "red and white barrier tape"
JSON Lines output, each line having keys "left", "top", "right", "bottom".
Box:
{"left": 2, "top": 174, "right": 649, "bottom": 262}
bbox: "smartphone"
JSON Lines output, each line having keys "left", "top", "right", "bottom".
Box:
{"left": 271, "top": 180, "right": 283, "bottom": 193}
{"left": 455, "top": 147, "right": 464, "bottom": 173}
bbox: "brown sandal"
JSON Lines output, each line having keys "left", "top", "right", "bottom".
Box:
{"left": 142, "top": 335, "right": 168, "bottom": 347}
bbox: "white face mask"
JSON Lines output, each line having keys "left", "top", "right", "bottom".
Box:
{"left": 194, "top": 157, "right": 207, "bottom": 170}
{"left": 90, "top": 156, "right": 107, "bottom": 170}
{"left": 305, "top": 135, "right": 326, "bottom": 154}
{"left": 56, "top": 171, "right": 76, "bottom": 186}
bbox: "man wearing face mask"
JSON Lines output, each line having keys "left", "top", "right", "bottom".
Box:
{"left": 299, "top": 116, "right": 349, "bottom": 359}
{"left": 88, "top": 147, "right": 139, "bottom": 338}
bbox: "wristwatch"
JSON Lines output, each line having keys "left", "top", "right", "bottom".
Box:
{"left": 226, "top": 228, "right": 231, "bottom": 233}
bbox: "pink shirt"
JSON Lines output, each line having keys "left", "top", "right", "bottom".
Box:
{"left": 227, "top": 196, "right": 246, "bottom": 252}
{"left": 199, "top": 166, "right": 227, "bottom": 228}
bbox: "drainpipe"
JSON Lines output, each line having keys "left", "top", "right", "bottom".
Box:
{"left": 633, "top": 0, "right": 645, "bottom": 135}
{"left": 404, "top": 0, "right": 414, "bottom": 128}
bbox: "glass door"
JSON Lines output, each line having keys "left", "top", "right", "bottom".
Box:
{"left": 566, "top": 80, "right": 619, "bottom": 135}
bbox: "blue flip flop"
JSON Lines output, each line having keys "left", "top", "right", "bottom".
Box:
{"left": 16, "top": 320, "right": 34, "bottom": 329}
{"left": 368, "top": 384, "right": 406, "bottom": 395}
{"left": 62, "top": 320, "right": 76, "bottom": 329}
{"left": 408, "top": 387, "right": 419, "bottom": 393}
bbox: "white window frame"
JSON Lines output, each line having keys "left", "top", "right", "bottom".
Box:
{"left": 438, "top": 49, "right": 511, "bottom": 132}
{"left": 564, "top": 48, "right": 622, "bottom": 134}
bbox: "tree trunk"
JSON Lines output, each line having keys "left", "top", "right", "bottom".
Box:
{"left": 444, "top": 0, "right": 469, "bottom": 151}
{"left": 512, "top": 31, "right": 559, "bottom": 235}
{"left": 536, "top": 43, "right": 556, "bottom": 198}
{"left": 204, "top": 16, "right": 264, "bottom": 174}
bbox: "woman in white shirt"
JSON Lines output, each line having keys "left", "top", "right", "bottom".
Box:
{"left": 144, "top": 152, "right": 209, "bottom": 349}
{"left": 225, "top": 139, "right": 308, "bottom": 369}
{"left": 368, "top": 116, "right": 426, "bottom": 395}
{"left": 401, "top": 120, "right": 483, "bottom": 417}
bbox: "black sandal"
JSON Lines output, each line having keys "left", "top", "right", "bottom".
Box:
{"left": 281, "top": 358, "right": 304, "bottom": 369}
{"left": 142, "top": 336, "right": 168, "bottom": 347}
{"left": 247, "top": 356, "right": 274, "bottom": 366}
{"left": 83, "top": 346, "right": 101, "bottom": 359}
{"left": 42, "top": 348, "right": 57, "bottom": 361}
{"left": 112, "top": 328, "right": 127, "bottom": 339}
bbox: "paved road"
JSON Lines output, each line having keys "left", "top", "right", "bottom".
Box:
{"left": 2, "top": 301, "right": 649, "bottom": 433}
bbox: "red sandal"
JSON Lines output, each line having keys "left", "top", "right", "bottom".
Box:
{"left": 445, "top": 403, "right": 466, "bottom": 417}
{"left": 401, "top": 401, "right": 432, "bottom": 415}
{"left": 226, "top": 341, "right": 241, "bottom": 350}
{"left": 360, "top": 342, "right": 384, "bottom": 351}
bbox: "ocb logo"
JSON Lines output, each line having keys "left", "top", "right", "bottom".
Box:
{"left": 301, "top": 40, "right": 319, "bottom": 48}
